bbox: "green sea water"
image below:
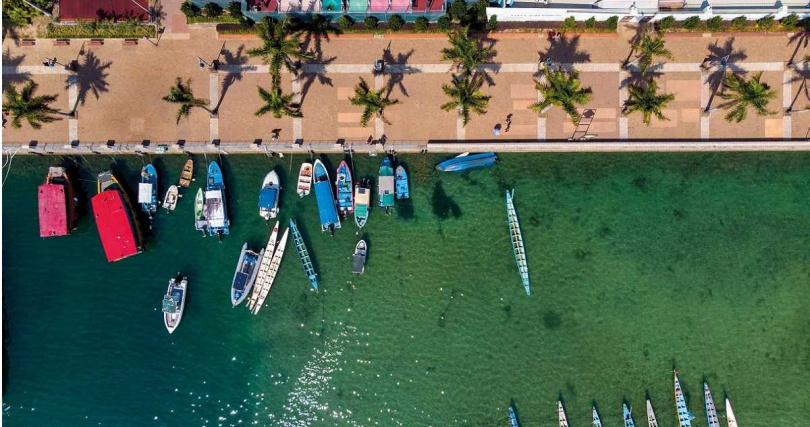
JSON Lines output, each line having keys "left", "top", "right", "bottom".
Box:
{"left": 2, "top": 153, "right": 809, "bottom": 426}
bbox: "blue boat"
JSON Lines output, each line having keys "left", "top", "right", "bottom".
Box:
{"left": 623, "top": 403, "right": 635, "bottom": 427}
{"left": 313, "top": 159, "right": 341, "bottom": 233}
{"left": 335, "top": 160, "right": 354, "bottom": 217}
{"left": 674, "top": 371, "right": 695, "bottom": 427}
{"left": 508, "top": 405, "right": 519, "bottom": 427}
{"left": 138, "top": 164, "right": 158, "bottom": 218}
{"left": 506, "top": 190, "right": 530, "bottom": 296}
{"left": 378, "top": 157, "right": 395, "bottom": 214}
{"left": 230, "top": 243, "right": 264, "bottom": 307}
{"left": 395, "top": 165, "right": 409, "bottom": 199}
{"left": 204, "top": 161, "right": 230, "bottom": 239}
{"left": 290, "top": 219, "right": 318, "bottom": 290}
{"left": 436, "top": 152, "right": 497, "bottom": 172}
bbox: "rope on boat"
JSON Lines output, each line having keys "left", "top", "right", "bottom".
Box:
{"left": 1, "top": 146, "right": 21, "bottom": 187}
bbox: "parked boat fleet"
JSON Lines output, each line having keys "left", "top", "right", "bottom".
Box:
{"left": 510, "top": 372, "right": 741, "bottom": 427}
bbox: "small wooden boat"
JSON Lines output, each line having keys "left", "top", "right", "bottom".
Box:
{"left": 558, "top": 401, "right": 569, "bottom": 427}
{"left": 290, "top": 219, "right": 318, "bottom": 290}
{"left": 247, "top": 222, "right": 279, "bottom": 311}
{"left": 395, "top": 165, "right": 409, "bottom": 199}
{"left": 139, "top": 164, "right": 158, "bottom": 219}
{"left": 592, "top": 406, "right": 603, "bottom": 427}
{"left": 194, "top": 188, "right": 206, "bottom": 235}
{"left": 646, "top": 399, "right": 659, "bottom": 427}
{"left": 335, "top": 160, "right": 354, "bottom": 216}
{"left": 704, "top": 382, "right": 720, "bottom": 427}
{"left": 38, "top": 166, "right": 77, "bottom": 237}
{"left": 259, "top": 170, "right": 281, "bottom": 220}
{"left": 297, "top": 162, "right": 313, "bottom": 197}
{"left": 674, "top": 371, "right": 694, "bottom": 427}
{"left": 354, "top": 180, "right": 371, "bottom": 229}
{"left": 162, "top": 273, "right": 187, "bottom": 334}
{"left": 179, "top": 157, "right": 193, "bottom": 187}
{"left": 725, "top": 398, "right": 738, "bottom": 427}
{"left": 623, "top": 403, "right": 635, "bottom": 427}
{"left": 352, "top": 240, "right": 367, "bottom": 275}
{"left": 163, "top": 185, "right": 179, "bottom": 211}
{"left": 508, "top": 405, "right": 519, "bottom": 427}
{"left": 253, "top": 228, "right": 289, "bottom": 315}
{"left": 378, "top": 157, "right": 395, "bottom": 214}
{"left": 506, "top": 190, "right": 530, "bottom": 295}
{"left": 230, "top": 243, "right": 265, "bottom": 307}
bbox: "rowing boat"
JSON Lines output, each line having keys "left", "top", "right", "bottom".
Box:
{"left": 592, "top": 406, "right": 603, "bottom": 427}
{"left": 297, "top": 162, "right": 312, "bottom": 197}
{"left": 247, "top": 222, "right": 279, "bottom": 311}
{"left": 253, "top": 228, "right": 289, "bottom": 314}
{"left": 674, "top": 371, "right": 694, "bottom": 427}
{"left": 704, "top": 382, "right": 720, "bottom": 427}
{"left": 646, "top": 399, "right": 659, "bottom": 427}
{"left": 290, "top": 219, "right": 318, "bottom": 290}
{"left": 725, "top": 398, "right": 738, "bottom": 427}
{"left": 506, "top": 190, "right": 530, "bottom": 295}
{"left": 558, "top": 401, "right": 569, "bottom": 427}
{"left": 179, "top": 158, "right": 193, "bottom": 187}
{"left": 508, "top": 405, "right": 519, "bottom": 427}
{"left": 623, "top": 403, "right": 635, "bottom": 427}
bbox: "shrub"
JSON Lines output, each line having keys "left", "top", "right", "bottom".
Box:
{"left": 388, "top": 14, "right": 404, "bottom": 31}
{"left": 562, "top": 16, "right": 576, "bottom": 30}
{"left": 706, "top": 16, "right": 723, "bottom": 32}
{"left": 605, "top": 16, "right": 618, "bottom": 30}
{"left": 227, "top": 1, "right": 242, "bottom": 17}
{"left": 757, "top": 15, "right": 775, "bottom": 30}
{"left": 337, "top": 15, "right": 353, "bottom": 30}
{"left": 414, "top": 16, "right": 429, "bottom": 32}
{"left": 584, "top": 16, "right": 595, "bottom": 29}
{"left": 363, "top": 16, "right": 378, "bottom": 30}
{"left": 780, "top": 13, "right": 799, "bottom": 29}
{"left": 487, "top": 14, "right": 498, "bottom": 31}
{"left": 437, "top": 15, "right": 451, "bottom": 31}
{"left": 683, "top": 16, "right": 701, "bottom": 30}
{"left": 239, "top": 15, "right": 254, "bottom": 29}
{"left": 658, "top": 15, "right": 675, "bottom": 31}
{"left": 202, "top": 2, "right": 223, "bottom": 17}
{"left": 475, "top": 0, "right": 488, "bottom": 24}
{"left": 449, "top": 0, "right": 468, "bottom": 23}
{"left": 180, "top": 1, "right": 200, "bottom": 17}
{"left": 731, "top": 16, "right": 747, "bottom": 29}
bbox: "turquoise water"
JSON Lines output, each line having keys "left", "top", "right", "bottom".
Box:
{"left": 3, "top": 153, "right": 809, "bottom": 426}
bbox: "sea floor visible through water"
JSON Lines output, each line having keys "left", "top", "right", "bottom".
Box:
{"left": 2, "top": 152, "right": 809, "bottom": 426}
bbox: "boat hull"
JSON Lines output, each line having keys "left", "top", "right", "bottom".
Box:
{"left": 205, "top": 161, "right": 230, "bottom": 237}
{"left": 352, "top": 240, "right": 367, "bottom": 274}
{"left": 163, "top": 276, "right": 187, "bottom": 334}
{"left": 378, "top": 157, "right": 395, "bottom": 212}
{"left": 179, "top": 158, "right": 194, "bottom": 188}
{"left": 313, "top": 160, "right": 341, "bottom": 232}
{"left": 297, "top": 162, "right": 312, "bottom": 197}
{"left": 259, "top": 170, "right": 281, "bottom": 220}
{"left": 336, "top": 160, "right": 354, "bottom": 216}
{"left": 139, "top": 164, "right": 158, "bottom": 214}
{"left": 231, "top": 243, "right": 264, "bottom": 306}
{"left": 395, "top": 165, "right": 409, "bottom": 199}
{"left": 253, "top": 228, "right": 289, "bottom": 315}
{"left": 354, "top": 183, "right": 371, "bottom": 228}
{"left": 163, "top": 185, "right": 179, "bottom": 211}
{"left": 290, "top": 219, "right": 318, "bottom": 290}
{"left": 436, "top": 152, "right": 497, "bottom": 172}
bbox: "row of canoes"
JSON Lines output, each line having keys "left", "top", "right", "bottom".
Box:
{"left": 510, "top": 372, "right": 739, "bottom": 427}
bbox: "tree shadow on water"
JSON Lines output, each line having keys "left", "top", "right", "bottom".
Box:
{"left": 431, "top": 181, "right": 461, "bottom": 220}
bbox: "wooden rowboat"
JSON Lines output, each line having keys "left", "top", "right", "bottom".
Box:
{"left": 179, "top": 158, "right": 193, "bottom": 187}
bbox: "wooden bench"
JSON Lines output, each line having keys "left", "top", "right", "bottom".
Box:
{"left": 122, "top": 38, "right": 138, "bottom": 46}
{"left": 88, "top": 39, "right": 104, "bottom": 46}
{"left": 19, "top": 39, "right": 35, "bottom": 46}
{"left": 53, "top": 39, "right": 70, "bottom": 46}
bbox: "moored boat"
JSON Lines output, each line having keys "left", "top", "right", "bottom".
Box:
{"left": 205, "top": 161, "right": 230, "bottom": 239}
{"left": 395, "top": 165, "right": 409, "bottom": 199}
{"left": 506, "top": 190, "right": 530, "bottom": 295}
{"left": 352, "top": 240, "right": 367, "bottom": 275}
{"left": 354, "top": 180, "right": 371, "bottom": 229}
{"left": 194, "top": 188, "right": 207, "bottom": 234}
{"left": 508, "top": 405, "right": 519, "bottom": 427}
{"left": 335, "top": 160, "right": 354, "bottom": 217}
{"left": 247, "top": 222, "right": 279, "bottom": 311}
{"left": 92, "top": 171, "right": 143, "bottom": 262}
{"left": 231, "top": 243, "right": 264, "bottom": 307}
{"left": 436, "top": 152, "right": 497, "bottom": 172}
{"left": 179, "top": 158, "right": 194, "bottom": 188}
{"left": 313, "top": 159, "right": 340, "bottom": 233}
{"left": 163, "top": 185, "right": 179, "bottom": 211}
{"left": 297, "top": 162, "right": 313, "bottom": 197}
{"left": 593, "top": 406, "right": 603, "bottom": 427}
{"left": 139, "top": 164, "right": 158, "bottom": 219}
{"left": 162, "top": 274, "right": 187, "bottom": 334}
{"left": 253, "top": 228, "right": 289, "bottom": 315}
{"left": 38, "top": 166, "right": 77, "bottom": 237}
{"left": 378, "top": 157, "right": 395, "bottom": 214}
{"left": 259, "top": 170, "right": 281, "bottom": 220}
{"left": 704, "top": 382, "right": 720, "bottom": 427}
{"left": 290, "top": 219, "right": 318, "bottom": 290}
{"left": 558, "top": 401, "right": 569, "bottom": 427}
{"left": 674, "top": 371, "right": 694, "bottom": 427}
{"left": 725, "top": 399, "right": 738, "bottom": 427}
{"left": 646, "top": 399, "right": 659, "bottom": 427}
{"left": 623, "top": 403, "right": 636, "bottom": 427}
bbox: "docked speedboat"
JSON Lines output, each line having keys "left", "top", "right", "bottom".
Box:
{"left": 163, "top": 185, "right": 179, "bottom": 211}
{"left": 259, "top": 170, "right": 281, "bottom": 220}
{"left": 297, "top": 162, "right": 312, "bottom": 197}
{"left": 162, "top": 274, "right": 187, "bottom": 334}
{"left": 231, "top": 243, "right": 264, "bottom": 307}
{"left": 352, "top": 240, "right": 367, "bottom": 275}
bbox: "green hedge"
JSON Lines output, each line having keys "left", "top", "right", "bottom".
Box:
{"left": 44, "top": 21, "right": 156, "bottom": 38}
{"left": 186, "top": 14, "right": 240, "bottom": 24}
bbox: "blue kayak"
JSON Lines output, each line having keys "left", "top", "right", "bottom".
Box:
{"left": 436, "top": 152, "right": 497, "bottom": 172}
{"left": 395, "top": 165, "right": 409, "bottom": 199}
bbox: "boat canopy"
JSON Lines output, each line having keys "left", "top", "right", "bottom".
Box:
{"left": 379, "top": 176, "right": 395, "bottom": 207}
{"left": 352, "top": 254, "right": 365, "bottom": 274}
{"left": 138, "top": 183, "right": 153, "bottom": 203}
{"left": 205, "top": 190, "right": 226, "bottom": 227}
{"left": 315, "top": 180, "right": 339, "bottom": 226}
{"left": 355, "top": 203, "right": 368, "bottom": 218}
{"left": 38, "top": 184, "right": 68, "bottom": 237}
{"left": 258, "top": 187, "right": 278, "bottom": 208}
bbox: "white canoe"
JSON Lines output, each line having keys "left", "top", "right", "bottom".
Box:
{"left": 297, "top": 163, "right": 313, "bottom": 197}
{"left": 247, "top": 222, "right": 279, "bottom": 311}
{"left": 558, "top": 401, "right": 569, "bottom": 427}
{"left": 647, "top": 399, "right": 659, "bottom": 427}
{"left": 253, "top": 228, "right": 289, "bottom": 315}
{"left": 725, "top": 399, "right": 738, "bottom": 427}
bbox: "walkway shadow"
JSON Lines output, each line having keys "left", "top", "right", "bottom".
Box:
{"left": 381, "top": 43, "right": 419, "bottom": 98}
{"left": 539, "top": 35, "right": 591, "bottom": 66}
{"left": 703, "top": 38, "right": 747, "bottom": 112}
{"left": 2, "top": 49, "right": 30, "bottom": 86}
{"left": 213, "top": 44, "right": 248, "bottom": 113}
{"left": 66, "top": 50, "right": 112, "bottom": 113}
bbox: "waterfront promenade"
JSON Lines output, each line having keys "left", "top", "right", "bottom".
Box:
{"left": 4, "top": 25, "right": 810, "bottom": 153}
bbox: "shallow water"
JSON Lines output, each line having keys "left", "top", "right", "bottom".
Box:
{"left": 3, "top": 153, "right": 809, "bottom": 426}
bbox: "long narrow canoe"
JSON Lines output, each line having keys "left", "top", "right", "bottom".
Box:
{"left": 704, "top": 382, "right": 720, "bottom": 427}
{"left": 558, "top": 401, "right": 569, "bottom": 427}
{"left": 675, "top": 371, "right": 694, "bottom": 427}
{"left": 290, "top": 219, "right": 318, "bottom": 290}
{"left": 593, "top": 406, "right": 603, "bottom": 427}
{"left": 647, "top": 399, "right": 659, "bottom": 427}
{"left": 508, "top": 405, "right": 519, "bottom": 427}
{"left": 253, "top": 228, "right": 289, "bottom": 314}
{"left": 247, "top": 222, "right": 279, "bottom": 311}
{"left": 506, "top": 190, "right": 530, "bottom": 295}
{"left": 623, "top": 403, "right": 636, "bottom": 427}
{"left": 725, "top": 399, "right": 738, "bottom": 427}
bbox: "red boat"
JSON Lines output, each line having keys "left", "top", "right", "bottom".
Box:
{"left": 38, "top": 166, "right": 77, "bottom": 237}
{"left": 91, "top": 171, "right": 143, "bottom": 262}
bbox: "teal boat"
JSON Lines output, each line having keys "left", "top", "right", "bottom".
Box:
{"left": 506, "top": 190, "right": 530, "bottom": 295}
{"left": 508, "top": 405, "right": 519, "bottom": 427}
{"left": 205, "top": 161, "right": 230, "bottom": 239}
{"left": 354, "top": 180, "right": 371, "bottom": 228}
{"left": 436, "top": 152, "right": 497, "bottom": 172}
{"left": 138, "top": 164, "right": 158, "bottom": 221}
{"left": 395, "top": 165, "right": 409, "bottom": 199}
{"left": 313, "top": 159, "right": 340, "bottom": 233}
{"left": 378, "top": 157, "right": 395, "bottom": 214}
{"left": 290, "top": 219, "right": 318, "bottom": 290}
{"left": 674, "top": 371, "right": 694, "bottom": 427}
{"left": 623, "top": 403, "right": 635, "bottom": 427}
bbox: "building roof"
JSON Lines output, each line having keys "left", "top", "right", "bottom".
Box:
{"left": 59, "top": 0, "right": 150, "bottom": 21}
{"left": 38, "top": 184, "right": 68, "bottom": 237}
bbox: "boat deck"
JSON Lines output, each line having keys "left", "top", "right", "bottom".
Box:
{"left": 38, "top": 185, "right": 68, "bottom": 237}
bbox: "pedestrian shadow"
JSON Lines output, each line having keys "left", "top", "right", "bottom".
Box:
{"left": 2, "top": 49, "right": 30, "bottom": 86}
{"left": 539, "top": 34, "right": 591, "bottom": 66}
{"left": 66, "top": 50, "right": 112, "bottom": 114}
{"left": 213, "top": 44, "right": 248, "bottom": 114}
{"left": 381, "top": 43, "right": 419, "bottom": 98}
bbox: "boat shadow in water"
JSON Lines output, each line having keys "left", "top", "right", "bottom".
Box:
{"left": 395, "top": 197, "right": 414, "bottom": 220}
{"left": 430, "top": 181, "right": 461, "bottom": 220}
{"left": 109, "top": 160, "right": 153, "bottom": 243}
{"left": 218, "top": 155, "right": 236, "bottom": 225}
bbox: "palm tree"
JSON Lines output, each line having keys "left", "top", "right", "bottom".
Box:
{"left": 440, "top": 73, "right": 491, "bottom": 127}
{"left": 348, "top": 77, "right": 399, "bottom": 126}
{"left": 530, "top": 67, "right": 592, "bottom": 124}
{"left": 629, "top": 32, "right": 673, "bottom": 74}
{"left": 254, "top": 85, "right": 303, "bottom": 119}
{"left": 2, "top": 81, "right": 61, "bottom": 130}
{"left": 718, "top": 72, "right": 776, "bottom": 123}
{"left": 162, "top": 77, "right": 209, "bottom": 124}
{"left": 247, "top": 17, "right": 315, "bottom": 82}
{"left": 623, "top": 79, "right": 676, "bottom": 125}
{"left": 441, "top": 29, "right": 496, "bottom": 75}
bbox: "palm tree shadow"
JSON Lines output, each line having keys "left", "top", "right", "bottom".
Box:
{"left": 382, "top": 45, "right": 419, "bottom": 98}
{"left": 299, "top": 51, "right": 335, "bottom": 105}
{"left": 213, "top": 44, "right": 248, "bottom": 113}
{"left": 787, "top": 66, "right": 810, "bottom": 110}
{"left": 539, "top": 35, "right": 591, "bottom": 65}
{"left": 620, "top": 23, "right": 647, "bottom": 67}
{"left": 2, "top": 49, "right": 30, "bottom": 85}
{"left": 66, "top": 50, "right": 112, "bottom": 113}
{"left": 787, "top": 30, "right": 809, "bottom": 65}
{"left": 620, "top": 67, "right": 664, "bottom": 90}
{"left": 703, "top": 38, "right": 747, "bottom": 111}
